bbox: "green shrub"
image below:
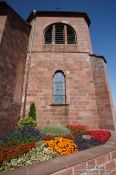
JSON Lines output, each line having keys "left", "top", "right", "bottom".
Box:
{"left": 17, "top": 117, "right": 36, "bottom": 128}
{"left": 28, "top": 103, "right": 36, "bottom": 121}
{"left": 41, "top": 125, "right": 71, "bottom": 136}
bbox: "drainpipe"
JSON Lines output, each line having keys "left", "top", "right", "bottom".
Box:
{"left": 22, "top": 10, "right": 36, "bottom": 117}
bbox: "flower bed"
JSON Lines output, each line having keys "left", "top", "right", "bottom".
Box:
{"left": 0, "top": 144, "right": 59, "bottom": 172}
{"left": 0, "top": 142, "right": 36, "bottom": 164}
{"left": 0, "top": 124, "right": 111, "bottom": 173}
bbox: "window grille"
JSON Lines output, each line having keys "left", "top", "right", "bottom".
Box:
{"left": 53, "top": 71, "right": 66, "bottom": 104}
{"left": 45, "top": 23, "right": 76, "bottom": 44}
{"left": 67, "top": 26, "right": 76, "bottom": 44}
{"left": 55, "top": 24, "right": 64, "bottom": 44}
{"left": 45, "top": 26, "right": 52, "bottom": 44}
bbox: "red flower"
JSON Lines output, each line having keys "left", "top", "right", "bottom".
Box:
{"left": 67, "top": 124, "right": 87, "bottom": 130}
{"left": 44, "top": 135, "right": 55, "bottom": 141}
{"left": 0, "top": 141, "right": 36, "bottom": 164}
{"left": 72, "top": 131, "right": 79, "bottom": 135}
{"left": 87, "top": 130, "right": 111, "bottom": 143}
{"left": 62, "top": 134, "right": 73, "bottom": 140}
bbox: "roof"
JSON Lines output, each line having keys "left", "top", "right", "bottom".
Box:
{"left": 90, "top": 54, "right": 107, "bottom": 63}
{"left": 0, "top": 1, "right": 6, "bottom": 6}
{"left": 0, "top": 2, "right": 91, "bottom": 26}
{"left": 27, "top": 10, "right": 91, "bottom": 26}
{"left": 0, "top": 1, "right": 31, "bottom": 27}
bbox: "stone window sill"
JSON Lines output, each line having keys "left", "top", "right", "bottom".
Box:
{"left": 50, "top": 103, "right": 69, "bottom": 106}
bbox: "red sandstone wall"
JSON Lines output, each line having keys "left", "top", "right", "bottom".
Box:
{"left": 29, "top": 16, "right": 92, "bottom": 53}
{"left": 23, "top": 15, "right": 114, "bottom": 130}
{"left": 0, "top": 16, "right": 7, "bottom": 42}
{"left": 52, "top": 150, "right": 116, "bottom": 175}
{"left": 91, "top": 56, "right": 114, "bottom": 130}
{"left": 0, "top": 4, "right": 7, "bottom": 42}
{"left": 0, "top": 4, "right": 31, "bottom": 135}
{"left": 24, "top": 15, "right": 94, "bottom": 126}
{"left": 25, "top": 52, "right": 99, "bottom": 128}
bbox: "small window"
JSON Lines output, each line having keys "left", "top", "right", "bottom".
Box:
{"left": 53, "top": 71, "right": 66, "bottom": 104}
{"left": 45, "top": 23, "right": 76, "bottom": 44}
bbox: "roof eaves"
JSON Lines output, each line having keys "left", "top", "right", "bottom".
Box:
{"left": 26, "top": 11, "right": 91, "bottom": 26}
{"left": 0, "top": 1, "right": 31, "bottom": 28}
{"left": 90, "top": 54, "right": 107, "bottom": 63}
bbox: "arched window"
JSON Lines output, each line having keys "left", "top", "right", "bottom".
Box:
{"left": 53, "top": 71, "right": 66, "bottom": 104}
{"left": 45, "top": 23, "right": 76, "bottom": 44}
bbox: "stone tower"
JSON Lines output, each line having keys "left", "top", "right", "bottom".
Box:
{"left": 22, "top": 11, "right": 114, "bottom": 129}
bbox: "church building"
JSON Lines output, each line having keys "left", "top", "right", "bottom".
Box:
{"left": 0, "top": 1, "right": 114, "bottom": 135}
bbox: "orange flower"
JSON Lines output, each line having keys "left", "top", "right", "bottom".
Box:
{"left": 44, "top": 137, "right": 78, "bottom": 155}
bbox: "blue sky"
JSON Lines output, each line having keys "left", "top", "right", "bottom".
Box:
{"left": 6, "top": 0, "right": 116, "bottom": 107}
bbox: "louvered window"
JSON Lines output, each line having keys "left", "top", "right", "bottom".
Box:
{"left": 45, "top": 23, "right": 76, "bottom": 44}
{"left": 67, "top": 26, "right": 76, "bottom": 44}
{"left": 53, "top": 71, "right": 66, "bottom": 104}
{"left": 55, "top": 24, "right": 64, "bottom": 44}
{"left": 45, "top": 26, "right": 52, "bottom": 44}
